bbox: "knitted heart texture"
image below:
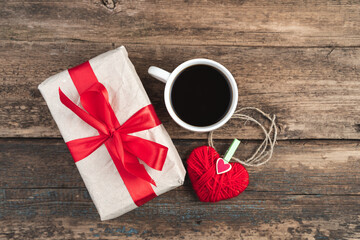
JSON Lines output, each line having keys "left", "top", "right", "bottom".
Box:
{"left": 187, "top": 146, "right": 249, "bottom": 202}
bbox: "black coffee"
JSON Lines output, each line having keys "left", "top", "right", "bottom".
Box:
{"left": 171, "top": 65, "right": 231, "bottom": 127}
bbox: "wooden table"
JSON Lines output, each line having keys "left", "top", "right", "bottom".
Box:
{"left": 1, "top": 1, "right": 360, "bottom": 239}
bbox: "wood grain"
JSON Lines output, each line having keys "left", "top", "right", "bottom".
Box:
{"left": 1, "top": 139, "right": 360, "bottom": 195}
{"left": 1, "top": 191, "right": 359, "bottom": 239}
{"left": 1, "top": 139, "right": 359, "bottom": 239}
{"left": 1, "top": 0, "right": 360, "bottom": 47}
{"left": 1, "top": 42, "right": 360, "bottom": 139}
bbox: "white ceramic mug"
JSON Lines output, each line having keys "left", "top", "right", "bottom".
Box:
{"left": 148, "top": 58, "right": 238, "bottom": 132}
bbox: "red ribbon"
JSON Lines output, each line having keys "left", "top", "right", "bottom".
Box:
{"left": 59, "top": 61, "right": 168, "bottom": 206}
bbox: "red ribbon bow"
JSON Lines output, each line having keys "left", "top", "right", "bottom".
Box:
{"left": 59, "top": 61, "right": 168, "bottom": 206}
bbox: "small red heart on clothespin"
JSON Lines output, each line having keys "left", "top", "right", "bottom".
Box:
{"left": 216, "top": 158, "right": 232, "bottom": 174}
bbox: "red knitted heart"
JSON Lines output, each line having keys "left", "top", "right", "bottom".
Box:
{"left": 187, "top": 146, "right": 249, "bottom": 202}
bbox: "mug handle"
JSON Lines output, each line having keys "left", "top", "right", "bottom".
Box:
{"left": 148, "top": 66, "right": 171, "bottom": 83}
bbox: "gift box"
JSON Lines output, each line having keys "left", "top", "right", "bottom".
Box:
{"left": 38, "top": 46, "right": 186, "bottom": 220}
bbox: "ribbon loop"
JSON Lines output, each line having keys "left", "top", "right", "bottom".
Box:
{"left": 118, "top": 105, "right": 162, "bottom": 134}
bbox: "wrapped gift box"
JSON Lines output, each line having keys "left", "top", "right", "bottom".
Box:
{"left": 38, "top": 46, "right": 186, "bottom": 220}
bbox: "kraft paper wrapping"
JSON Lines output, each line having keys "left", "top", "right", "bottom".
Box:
{"left": 38, "top": 46, "right": 186, "bottom": 220}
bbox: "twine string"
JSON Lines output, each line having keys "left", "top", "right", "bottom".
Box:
{"left": 208, "top": 107, "right": 278, "bottom": 167}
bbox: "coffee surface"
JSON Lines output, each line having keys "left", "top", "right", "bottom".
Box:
{"left": 171, "top": 65, "right": 231, "bottom": 127}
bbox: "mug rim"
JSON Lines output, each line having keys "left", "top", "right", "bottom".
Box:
{"left": 164, "top": 58, "right": 238, "bottom": 132}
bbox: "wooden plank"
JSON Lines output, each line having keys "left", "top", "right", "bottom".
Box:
{"left": 1, "top": 189, "right": 359, "bottom": 239}
{"left": 1, "top": 139, "right": 360, "bottom": 195}
{"left": 1, "top": 0, "right": 360, "bottom": 47}
{"left": 1, "top": 42, "right": 360, "bottom": 139}
{"left": 1, "top": 138, "right": 358, "bottom": 239}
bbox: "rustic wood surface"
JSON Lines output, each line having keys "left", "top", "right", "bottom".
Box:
{"left": 3, "top": 43, "right": 360, "bottom": 140}
{"left": 1, "top": 0, "right": 360, "bottom": 239}
{"left": 1, "top": 139, "right": 360, "bottom": 239}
